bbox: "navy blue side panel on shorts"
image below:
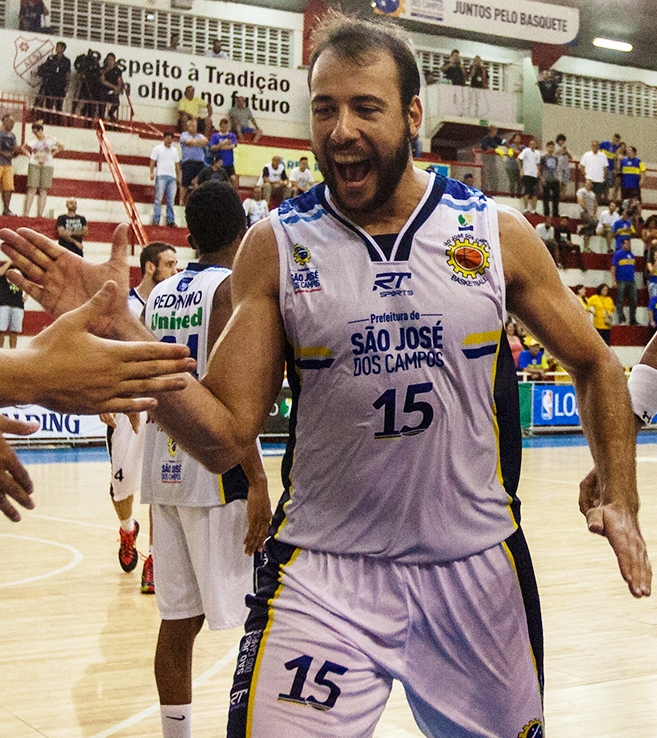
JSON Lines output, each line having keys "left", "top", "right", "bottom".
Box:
{"left": 106, "top": 424, "right": 116, "bottom": 499}
{"left": 222, "top": 464, "right": 249, "bottom": 503}
{"left": 227, "top": 536, "right": 298, "bottom": 737}
{"left": 494, "top": 330, "right": 523, "bottom": 524}
{"left": 505, "top": 526, "right": 544, "bottom": 697}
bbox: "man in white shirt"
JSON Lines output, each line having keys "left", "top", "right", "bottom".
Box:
{"left": 260, "top": 154, "right": 290, "bottom": 204}
{"left": 580, "top": 141, "right": 608, "bottom": 204}
{"left": 576, "top": 179, "right": 598, "bottom": 252}
{"left": 289, "top": 156, "right": 315, "bottom": 197}
{"left": 242, "top": 185, "right": 269, "bottom": 227}
{"left": 205, "top": 39, "right": 228, "bottom": 59}
{"left": 517, "top": 138, "right": 541, "bottom": 214}
{"left": 535, "top": 215, "right": 561, "bottom": 268}
{"left": 149, "top": 131, "right": 181, "bottom": 227}
{"left": 597, "top": 200, "right": 621, "bottom": 253}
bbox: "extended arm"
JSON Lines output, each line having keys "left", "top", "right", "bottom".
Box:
{"left": 500, "top": 206, "right": 651, "bottom": 598}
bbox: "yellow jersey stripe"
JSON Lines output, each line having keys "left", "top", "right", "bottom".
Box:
{"left": 463, "top": 330, "right": 501, "bottom": 346}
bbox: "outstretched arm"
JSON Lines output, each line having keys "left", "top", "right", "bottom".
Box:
{"left": 500, "top": 206, "right": 651, "bottom": 598}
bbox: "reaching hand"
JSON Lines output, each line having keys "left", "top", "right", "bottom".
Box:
{"left": 0, "top": 223, "right": 132, "bottom": 319}
{"left": 580, "top": 467, "right": 652, "bottom": 598}
{"left": 244, "top": 484, "right": 272, "bottom": 556}
{"left": 21, "top": 281, "right": 196, "bottom": 415}
{"left": 0, "top": 416, "right": 39, "bottom": 522}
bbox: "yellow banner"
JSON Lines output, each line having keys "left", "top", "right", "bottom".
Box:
{"left": 235, "top": 144, "right": 323, "bottom": 180}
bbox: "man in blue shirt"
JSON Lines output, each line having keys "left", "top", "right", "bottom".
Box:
{"left": 599, "top": 134, "right": 621, "bottom": 193}
{"left": 517, "top": 341, "right": 546, "bottom": 380}
{"left": 648, "top": 293, "right": 657, "bottom": 329}
{"left": 208, "top": 117, "right": 237, "bottom": 187}
{"left": 179, "top": 118, "right": 208, "bottom": 206}
{"left": 620, "top": 146, "right": 645, "bottom": 202}
{"left": 612, "top": 211, "right": 633, "bottom": 250}
{"left": 611, "top": 238, "right": 637, "bottom": 325}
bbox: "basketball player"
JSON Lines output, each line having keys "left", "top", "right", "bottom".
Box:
{"left": 142, "top": 182, "right": 270, "bottom": 738}
{"left": 2, "top": 15, "right": 651, "bottom": 737}
{"left": 0, "top": 278, "right": 194, "bottom": 522}
{"left": 100, "top": 242, "right": 178, "bottom": 588}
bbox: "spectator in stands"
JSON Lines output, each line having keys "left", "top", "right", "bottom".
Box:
{"left": 242, "top": 185, "right": 269, "bottom": 228}
{"left": 289, "top": 156, "right": 315, "bottom": 197}
{"left": 260, "top": 154, "right": 290, "bottom": 205}
{"left": 0, "top": 260, "right": 24, "bottom": 349}
{"left": 596, "top": 200, "right": 621, "bottom": 252}
{"left": 612, "top": 142, "right": 626, "bottom": 202}
{"left": 228, "top": 95, "right": 262, "bottom": 143}
{"left": 576, "top": 179, "right": 598, "bottom": 252}
{"left": 0, "top": 115, "right": 20, "bottom": 217}
{"left": 462, "top": 172, "right": 475, "bottom": 187}
{"left": 19, "top": 0, "right": 48, "bottom": 32}
{"left": 621, "top": 196, "right": 643, "bottom": 235}
{"left": 620, "top": 145, "right": 645, "bottom": 202}
{"left": 600, "top": 133, "right": 621, "bottom": 194}
{"left": 580, "top": 141, "right": 608, "bottom": 205}
{"left": 611, "top": 238, "right": 638, "bottom": 325}
{"left": 612, "top": 208, "right": 634, "bottom": 250}
{"left": 645, "top": 241, "right": 657, "bottom": 301}
{"left": 535, "top": 215, "right": 562, "bottom": 268}
{"left": 504, "top": 320, "right": 524, "bottom": 367}
{"left": 641, "top": 214, "right": 657, "bottom": 262}
{"left": 504, "top": 132, "right": 523, "bottom": 197}
{"left": 22, "top": 122, "right": 63, "bottom": 218}
{"left": 648, "top": 291, "right": 657, "bottom": 330}
{"left": 208, "top": 117, "right": 237, "bottom": 187}
{"left": 480, "top": 125, "right": 502, "bottom": 193}
{"left": 179, "top": 118, "right": 207, "bottom": 205}
{"left": 553, "top": 215, "right": 585, "bottom": 270}
{"left": 165, "top": 33, "right": 182, "bottom": 52}
{"left": 149, "top": 131, "right": 181, "bottom": 228}
{"left": 205, "top": 39, "right": 228, "bottom": 59}
{"left": 517, "top": 340, "right": 546, "bottom": 380}
{"left": 193, "top": 156, "right": 229, "bottom": 186}
{"left": 55, "top": 198, "right": 88, "bottom": 257}
{"left": 99, "top": 53, "right": 124, "bottom": 123}
{"left": 517, "top": 137, "right": 541, "bottom": 214}
{"left": 539, "top": 140, "right": 560, "bottom": 218}
{"left": 35, "top": 42, "right": 71, "bottom": 125}
{"left": 537, "top": 69, "right": 559, "bottom": 104}
{"left": 587, "top": 283, "right": 614, "bottom": 344}
{"left": 441, "top": 50, "right": 465, "bottom": 86}
{"left": 554, "top": 133, "right": 571, "bottom": 199}
{"left": 177, "top": 85, "right": 211, "bottom": 134}
{"left": 574, "top": 284, "right": 589, "bottom": 313}
{"left": 468, "top": 56, "right": 488, "bottom": 89}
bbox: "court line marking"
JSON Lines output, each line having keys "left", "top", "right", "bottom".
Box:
{"left": 0, "top": 534, "right": 83, "bottom": 587}
{"left": 522, "top": 475, "right": 579, "bottom": 486}
{"left": 637, "top": 456, "right": 657, "bottom": 462}
{"left": 89, "top": 643, "right": 240, "bottom": 738}
{"left": 31, "top": 514, "right": 116, "bottom": 531}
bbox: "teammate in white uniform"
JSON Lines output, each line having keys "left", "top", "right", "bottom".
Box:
{"left": 101, "top": 242, "right": 178, "bottom": 587}
{"left": 142, "top": 182, "right": 271, "bottom": 738}
{"left": 3, "top": 14, "right": 651, "bottom": 738}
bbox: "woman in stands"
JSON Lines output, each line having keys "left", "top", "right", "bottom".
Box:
{"left": 99, "top": 53, "right": 124, "bottom": 123}
{"left": 504, "top": 319, "right": 524, "bottom": 368}
{"left": 587, "top": 283, "right": 615, "bottom": 345}
{"left": 504, "top": 132, "right": 523, "bottom": 198}
{"left": 22, "top": 122, "right": 63, "bottom": 218}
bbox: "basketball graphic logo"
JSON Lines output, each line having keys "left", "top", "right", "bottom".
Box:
{"left": 445, "top": 236, "right": 490, "bottom": 279}
{"left": 517, "top": 719, "right": 543, "bottom": 738}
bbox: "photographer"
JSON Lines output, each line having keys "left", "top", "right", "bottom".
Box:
{"left": 73, "top": 49, "right": 102, "bottom": 120}
{"left": 35, "top": 42, "right": 71, "bottom": 125}
{"left": 98, "top": 53, "right": 124, "bottom": 123}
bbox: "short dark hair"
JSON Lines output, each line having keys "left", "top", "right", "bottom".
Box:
{"left": 140, "top": 242, "right": 176, "bottom": 276}
{"left": 546, "top": 140, "right": 555, "bottom": 147}
{"left": 185, "top": 181, "right": 246, "bottom": 254}
{"left": 299, "top": 156, "right": 308, "bottom": 162}
{"left": 555, "top": 133, "right": 566, "bottom": 142}
{"left": 163, "top": 131, "right": 174, "bottom": 139}
{"left": 307, "top": 12, "right": 421, "bottom": 112}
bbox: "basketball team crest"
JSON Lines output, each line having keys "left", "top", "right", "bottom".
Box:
{"left": 445, "top": 236, "right": 490, "bottom": 279}
{"left": 293, "top": 243, "right": 312, "bottom": 266}
{"left": 517, "top": 719, "right": 543, "bottom": 738}
{"left": 168, "top": 437, "right": 177, "bottom": 457}
{"left": 13, "top": 36, "right": 53, "bottom": 89}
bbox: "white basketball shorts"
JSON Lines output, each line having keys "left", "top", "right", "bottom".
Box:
{"left": 0, "top": 305, "right": 23, "bottom": 333}
{"left": 107, "top": 412, "right": 146, "bottom": 503}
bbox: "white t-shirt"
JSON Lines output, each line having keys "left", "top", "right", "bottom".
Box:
{"left": 243, "top": 197, "right": 269, "bottom": 226}
{"left": 28, "top": 137, "right": 59, "bottom": 167}
{"left": 597, "top": 208, "right": 621, "bottom": 233}
{"left": 150, "top": 143, "right": 180, "bottom": 178}
{"left": 577, "top": 187, "right": 597, "bottom": 216}
{"left": 290, "top": 166, "right": 315, "bottom": 191}
{"left": 580, "top": 150, "right": 608, "bottom": 183}
{"left": 259, "top": 162, "right": 286, "bottom": 185}
{"left": 204, "top": 49, "right": 228, "bottom": 58}
{"left": 535, "top": 223, "right": 555, "bottom": 242}
{"left": 517, "top": 148, "right": 541, "bottom": 178}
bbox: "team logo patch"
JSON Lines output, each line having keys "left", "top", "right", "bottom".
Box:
{"left": 518, "top": 719, "right": 543, "bottom": 738}
{"left": 458, "top": 213, "right": 474, "bottom": 231}
{"left": 176, "top": 276, "right": 193, "bottom": 292}
{"left": 168, "top": 437, "right": 177, "bottom": 457}
{"left": 446, "top": 236, "right": 490, "bottom": 279}
{"left": 293, "top": 243, "right": 312, "bottom": 266}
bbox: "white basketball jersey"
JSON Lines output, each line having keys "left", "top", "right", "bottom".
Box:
{"left": 128, "top": 287, "right": 145, "bottom": 319}
{"left": 141, "top": 264, "right": 248, "bottom": 507}
{"left": 270, "top": 173, "right": 522, "bottom": 563}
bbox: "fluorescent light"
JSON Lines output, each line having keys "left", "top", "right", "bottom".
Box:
{"left": 593, "top": 38, "right": 633, "bottom": 52}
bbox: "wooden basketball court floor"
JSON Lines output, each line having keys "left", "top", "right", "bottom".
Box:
{"left": 2, "top": 436, "right": 657, "bottom": 738}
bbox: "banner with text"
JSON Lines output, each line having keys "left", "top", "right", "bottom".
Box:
{"left": 1, "top": 404, "right": 106, "bottom": 441}
{"left": 374, "top": 0, "right": 579, "bottom": 45}
{"left": 531, "top": 384, "right": 580, "bottom": 427}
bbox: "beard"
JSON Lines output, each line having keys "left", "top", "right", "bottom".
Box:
{"left": 313, "top": 125, "right": 412, "bottom": 216}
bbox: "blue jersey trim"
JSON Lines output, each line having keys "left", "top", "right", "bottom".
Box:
{"left": 294, "top": 358, "right": 336, "bottom": 369}
{"left": 395, "top": 173, "right": 447, "bottom": 261}
{"left": 462, "top": 344, "right": 498, "bottom": 359}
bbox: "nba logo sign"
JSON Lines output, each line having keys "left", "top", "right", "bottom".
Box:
{"left": 541, "top": 390, "right": 553, "bottom": 421}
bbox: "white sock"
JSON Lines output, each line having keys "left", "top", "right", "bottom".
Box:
{"left": 119, "top": 517, "right": 134, "bottom": 533}
{"left": 160, "top": 704, "right": 192, "bottom": 738}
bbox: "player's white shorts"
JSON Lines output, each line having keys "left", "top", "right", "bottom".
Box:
{"left": 107, "top": 413, "right": 146, "bottom": 503}
{"left": 227, "top": 530, "right": 544, "bottom": 738}
{"left": 0, "top": 306, "right": 23, "bottom": 333}
{"left": 152, "top": 501, "right": 252, "bottom": 629}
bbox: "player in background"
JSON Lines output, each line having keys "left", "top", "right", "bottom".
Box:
{"left": 101, "top": 242, "right": 178, "bottom": 591}
{"left": 142, "top": 181, "right": 270, "bottom": 737}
